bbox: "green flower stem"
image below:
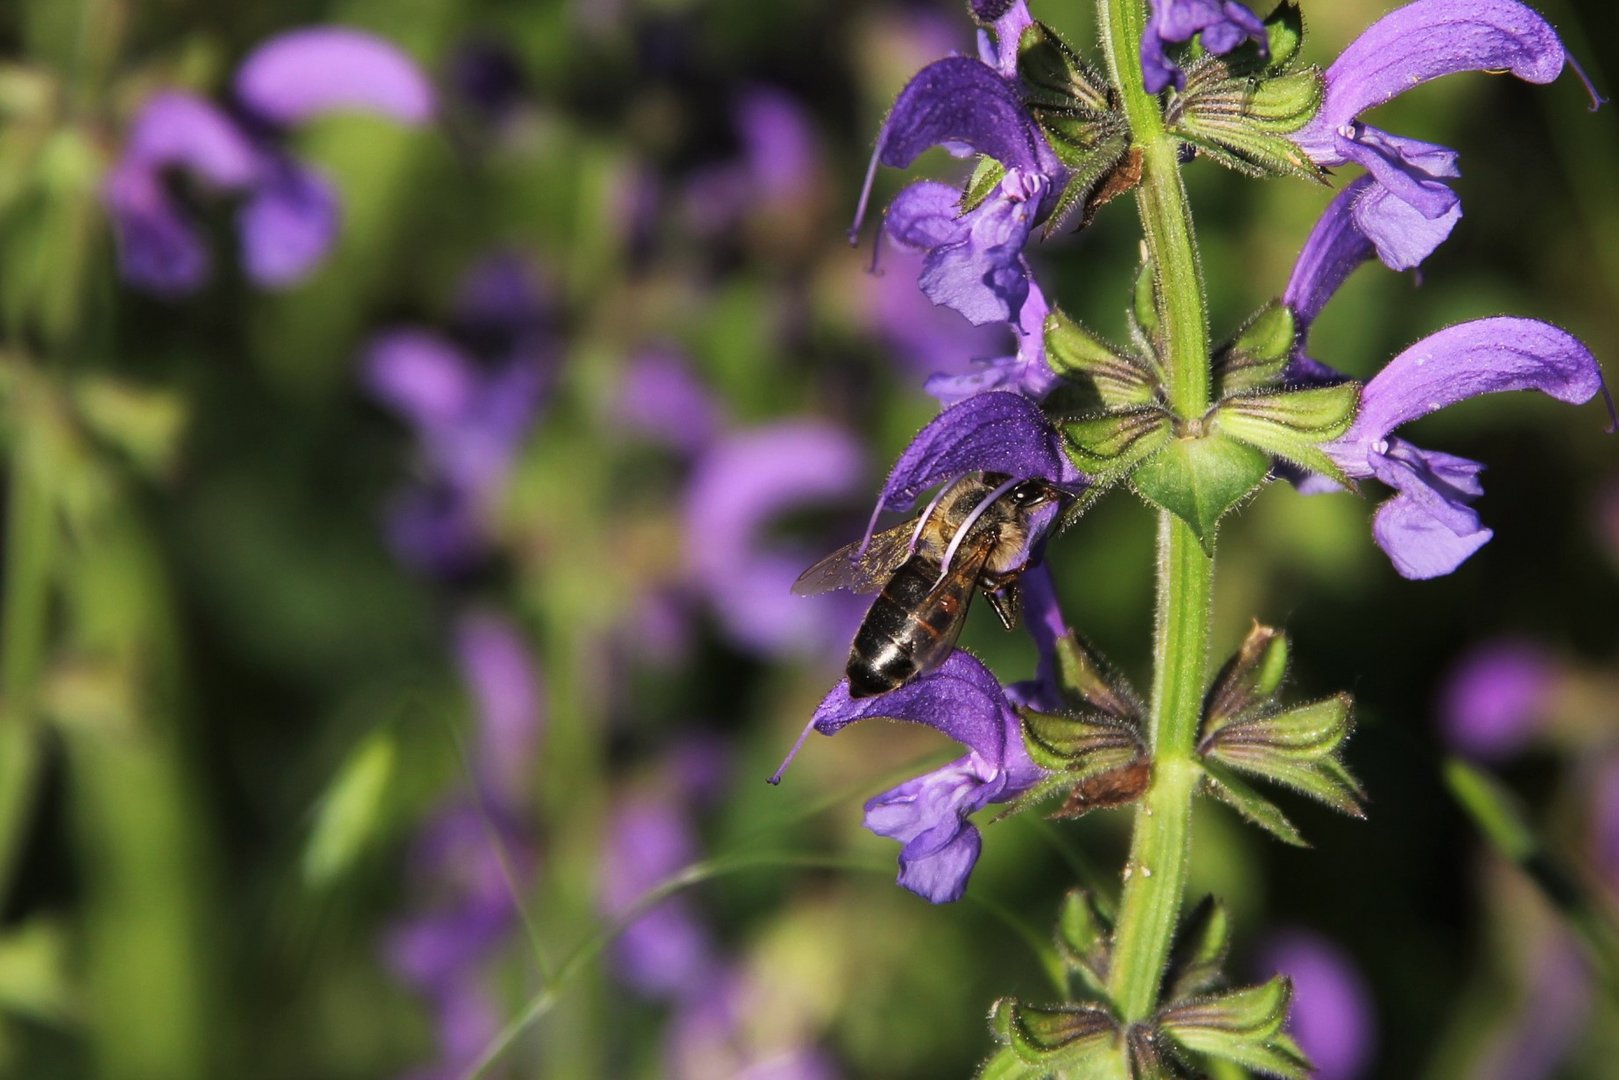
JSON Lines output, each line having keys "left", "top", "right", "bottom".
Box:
{"left": 1099, "top": 0, "right": 1217, "bottom": 1022}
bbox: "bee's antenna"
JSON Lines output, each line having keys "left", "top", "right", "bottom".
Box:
{"left": 935, "top": 475, "right": 1021, "bottom": 585}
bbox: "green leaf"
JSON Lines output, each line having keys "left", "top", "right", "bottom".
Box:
{"left": 1128, "top": 432, "right": 1270, "bottom": 549}
{"left": 1263, "top": 2, "right": 1307, "bottom": 72}
{"left": 1045, "top": 308, "right": 1159, "bottom": 411}
{"left": 1160, "top": 977, "right": 1310, "bottom": 1080}
{"left": 302, "top": 727, "right": 398, "bottom": 888}
{"left": 1215, "top": 302, "right": 1295, "bottom": 395}
{"left": 1200, "top": 759, "right": 1306, "bottom": 846}
{"left": 1165, "top": 896, "right": 1231, "bottom": 1004}
{"left": 1213, "top": 383, "right": 1360, "bottom": 483}
{"left": 1056, "top": 888, "right": 1113, "bottom": 998}
{"left": 1064, "top": 406, "right": 1173, "bottom": 484}
{"left": 72, "top": 375, "right": 190, "bottom": 479}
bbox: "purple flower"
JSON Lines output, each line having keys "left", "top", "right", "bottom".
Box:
{"left": 683, "top": 422, "right": 869, "bottom": 659}
{"left": 105, "top": 26, "right": 433, "bottom": 296}
{"left": 788, "top": 650, "right": 1047, "bottom": 903}
{"left": 454, "top": 611, "right": 544, "bottom": 804}
{"left": 665, "top": 967, "right": 840, "bottom": 1080}
{"left": 852, "top": 52, "right": 1063, "bottom": 326}
{"left": 867, "top": 243, "right": 1007, "bottom": 383}
{"left": 600, "top": 793, "right": 718, "bottom": 999}
{"left": 1438, "top": 639, "right": 1558, "bottom": 760}
{"left": 1141, "top": 0, "right": 1267, "bottom": 95}
{"left": 615, "top": 349, "right": 723, "bottom": 457}
{"left": 683, "top": 87, "right": 821, "bottom": 236}
{"left": 923, "top": 279, "right": 1058, "bottom": 404}
{"left": 1257, "top": 931, "right": 1376, "bottom": 1080}
{"left": 362, "top": 256, "right": 551, "bottom": 578}
{"left": 1291, "top": 0, "right": 1578, "bottom": 271}
{"left": 1321, "top": 318, "right": 1606, "bottom": 579}
{"left": 1469, "top": 934, "right": 1590, "bottom": 1080}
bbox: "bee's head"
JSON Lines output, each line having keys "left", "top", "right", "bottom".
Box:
{"left": 1005, "top": 479, "right": 1057, "bottom": 510}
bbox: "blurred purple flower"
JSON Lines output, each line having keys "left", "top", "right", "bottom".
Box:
{"left": 684, "top": 422, "right": 869, "bottom": 659}
{"left": 1592, "top": 757, "right": 1619, "bottom": 892}
{"left": 1438, "top": 639, "right": 1558, "bottom": 760}
{"left": 363, "top": 255, "right": 552, "bottom": 578}
{"left": 781, "top": 650, "right": 1047, "bottom": 903}
{"left": 1321, "top": 318, "right": 1605, "bottom": 578}
{"left": 853, "top": 51, "right": 1064, "bottom": 327}
{"left": 105, "top": 26, "right": 433, "bottom": 296}
{"left": 1291, "top": 0, "right": 1582, "bottom": 272}
{"left": 454, "top": 610, "right": 544, "bottom": 803}
{"left": 868, "top": 243, "right": 1005, "bottom": 383}
{"left": 615, "top": 349, "right": 723, "bottom": 457}
{"left": 446, "top": 38, "right": 527, "bottom": 130}
{"left": 1469, "top": 935, "right": 1590, "bottom": 1080}
{"left": 1141, "top": 0, "right": 1267, "bottom": 95}
{"left": 600, "top": 793, "right": 718, "bottom": 1000}
{"left": 683, "top": 87, "right": 820, "bottom": 236}
{"left": 1257, "top": 931, "right": 1375, "bottom": 1080}
{"left": 665, "top": 967, "right": 840, "bottom": 1080}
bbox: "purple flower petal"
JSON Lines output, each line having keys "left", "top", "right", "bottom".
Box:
{"left": 600, "top": 794, "right": 717, "bottom": 999}
{"left": 925, "top": 279, "right": 1058, "bottom": 403}
{"left": 736, "top": 88, "right": 819, "bottom": 204}
{"left": 877, "top": 56, "right": 1041, "bottom": 175}
{"left": 875, "top": 391, "right": 1078, "bottom": 518}
{"left": 1141, "top": 0, "right": 1267, "bottom": 95}
{"left": 235, "top": 26, "right": 435, "bottom": 128}
{"left": 453, "top": 610, "right": 544, "bottom": 803}
{"left": 895, "top": 171, "right": 1047, "bottom": 327}
{"left": 1283, "top": 178, "right": 1378, "bottom": 330}
{"left": 1258, "top": 931, "right": 1376, "bottom": 1080}
{"left": 1294, "top": 0, "right": 1565, "bottom": 162}
{"left": 808, "top": 650, "right": 1045, "bottom": 903}
{"left": 975, "top": 0, "right": 1033, "bottom": 78}
{"left": 1325, "top": 317, "right": 1605, "bottom": 578}
{"left": 119, "top": 91, "right": 259, "bottom": 183}
{"left": 684, "top": 422, "right": 869, "bottom": 659}
{"left": 103, "top": 165, "right": 214, "bottom": 297}
{"left": 237, "top": 154, "right": 340, "bottom": 287}
{"left": 363, "top": 330, "right": 480, "bottom": 436}
{"left": 616, "top": 350, "right": 722, "bottom": 456}
{"left": 1439, "top": 639, "right": 1557, "bottom": 760}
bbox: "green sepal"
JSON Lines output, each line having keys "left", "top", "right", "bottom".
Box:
{"left": 1064, "top": 406, "right": 1173, "bottom": 484}
{"left": 1045, "top": 307, "right": 1159, "bottom": 411}
{"left": 1128, "top": 432, "right": 1270, "bottom": 551}
{"left": 1056, "top": 888, "right": 1113, "bottom": 999}
{"left": 1019, "top": 21, "right": 1111, "bottom": 113}
{"left": 976, "top": 1047, "right": 1053, "bottom": 1080}
{"left": 1164, "top": 895, "right": 1231, "bottom": 1004}
{"left": 1203, "top": 622, "right": 1289, "bottom": 729}
{"left": 1021, "top": 709, "right": 1145, "bottom": 772}
{"left": 1051, "top": 630, "right": 1144, "bottom": 720}
{"left": 71, "top": 374, "right": 189, "bottom": 479}
{"left": 1199, "top": 759, "right": 1306, "bottom": 847}
{"left": 1168, "top": 59, "right": 1325, "bottom": 180}
{"left": 1130, "top": 252, "right": 1161, "bottom": 351}
{"left": 989, "top": 998, "right": 1129, "bottom": 1075}
{"left": 1158, "top": 977, "right": 1310, "bottom": 1080}
{"left": 1214, "top": 302, "right": 1295, "bottom": 395}
{"left": 1202, "top": 694, "right": 1365, "bottom": 818}
{"left": 1038, "top": 125, "right": 1131, "bottom": 236}
{"left": 964, "top": 157, "right": 1010, "bottom": 213}
{"left": 1212, "top": 383, "right": 1361, "bottom": 483}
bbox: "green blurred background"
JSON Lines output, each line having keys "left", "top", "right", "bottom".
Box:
{"left": 0, "top": 0, "right": 1616, "bottom": 1076}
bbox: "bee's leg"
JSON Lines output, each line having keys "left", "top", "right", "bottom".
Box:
{"left": 983, "top": 579, "right": 1020, "bottom": 631}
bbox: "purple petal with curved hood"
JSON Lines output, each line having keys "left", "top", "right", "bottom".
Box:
{"left": 808, "top": 650, "right": 1045, "bottom": 903}
{"left": 684, "top": 422, "right": 868, "bottom": 659}
{"left": 876, "top": 391, "right": 1078, "bottom": 517}
{"left": 1325, "top": 318, "right": 1605, "bottom": 577}
{"left": 1294, "top": 0, "right": 1565, "bottom": 161}
{"left": 877, "top": 56, "right": 1040, "bottom": 175}
{"left": 1331, "top": 318, "right": 1604, "bottom": 465}
{"left": 120, "top": 91, "right": 259, "bottom": 184}
{"left": 1439, "top": 639, "right": 1557, "bottom": 760}
{"left": 235, "top": 26, "right": 435, "bottom": 128}
{"left": 237, "top": 155, "right": 340, "bottom": 287}
{"left": 925, "top": 279, "right": 1059, "bottom": 403}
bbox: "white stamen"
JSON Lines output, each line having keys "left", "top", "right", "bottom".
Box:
{"left": 909, "top": 478, "right": 961, "bottom": 554}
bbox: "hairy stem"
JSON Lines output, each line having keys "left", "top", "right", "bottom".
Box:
{"left": 1099, "top": 0, "right": 1216, "bottom": 1022}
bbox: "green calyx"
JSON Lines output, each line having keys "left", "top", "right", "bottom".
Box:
{"left": 1163, "top": 3, "right": 1326, "bottom": 180}
{"left": 1158, "top": 977, "right": 1311, "bottom": 1079}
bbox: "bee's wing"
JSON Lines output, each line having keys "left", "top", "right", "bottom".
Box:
{"left": 792, "top": 523, "right": 917, "bottom": 596}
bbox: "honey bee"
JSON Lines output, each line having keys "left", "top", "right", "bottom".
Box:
{"left": 794, "top": 473, "right": 1062, "bottom": 698}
